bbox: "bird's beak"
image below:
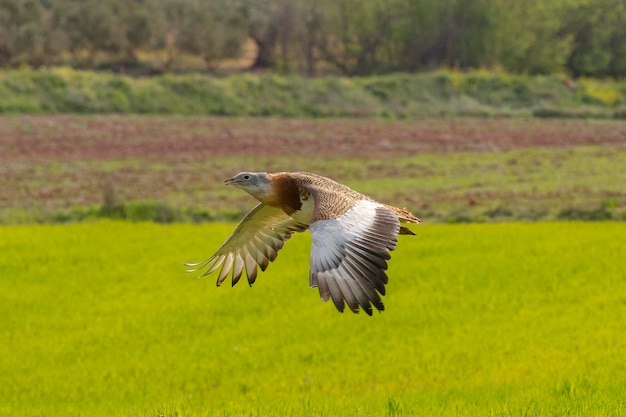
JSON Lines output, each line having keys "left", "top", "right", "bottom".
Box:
{"left": 224, "top": 177, "right": 236, "bottom": 186}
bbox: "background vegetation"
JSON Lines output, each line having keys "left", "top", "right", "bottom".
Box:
{"left": 1, "top": 221, "right": 625, "bottom": 416}
{"left": 1, "top": 0, "right": 626, "bottom": 78}
{"left": 1, "top": 68, "right": 626, "bottom": 117}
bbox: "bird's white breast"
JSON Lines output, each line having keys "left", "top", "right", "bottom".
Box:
{"left": 289, "top": 195, "right": 315, "bottom": 225}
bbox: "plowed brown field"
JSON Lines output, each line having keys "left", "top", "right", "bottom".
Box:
{"left": 1, "top": 115, "right": 625, "bottom": 223}
{"left": 2, "top": 116, "right": 625, "bottom": 160}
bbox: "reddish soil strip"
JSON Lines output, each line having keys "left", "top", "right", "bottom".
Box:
{"left": 1, "top": 116, "right": 625, "bottom": 162}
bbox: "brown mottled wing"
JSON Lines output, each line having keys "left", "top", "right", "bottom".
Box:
{"left": 308, "top": 199, "right": 400, "bottom": 316}
{"left": 185, "top": 203, "right": 308, "bottom": 286}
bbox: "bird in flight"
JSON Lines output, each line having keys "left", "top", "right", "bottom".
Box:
{"left": 185, "top": 171, "right": 420, "bottom": 315}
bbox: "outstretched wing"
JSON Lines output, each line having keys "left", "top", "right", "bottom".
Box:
{"left": 308, "top": 199, "right": 400, "bottom": 315}
{"left": 185, "top": 203, "right": 308, "bottom": 286}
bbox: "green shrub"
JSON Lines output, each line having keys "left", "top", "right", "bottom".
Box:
{"left": 557, "top": 205, "right": 614, "bottom": 221}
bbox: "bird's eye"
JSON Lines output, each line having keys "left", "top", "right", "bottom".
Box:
{"left": 243, "top": 175, "right": 250, "bottom": 180}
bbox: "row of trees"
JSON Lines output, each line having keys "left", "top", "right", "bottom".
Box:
{"left": 1, "top": 0, "right": 625, "bottom": 77}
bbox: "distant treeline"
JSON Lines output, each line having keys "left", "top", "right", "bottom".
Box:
{"left": 1, "top": 0, "right": 625, "bottom": 78}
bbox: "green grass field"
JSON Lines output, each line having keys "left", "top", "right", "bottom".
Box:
{"left": 1, "top": 221, "right": 625, "bottom": 416}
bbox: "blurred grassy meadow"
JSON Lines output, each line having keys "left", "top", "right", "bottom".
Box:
{"left": 1, "top": 221, "right": 626, "bottom": 416}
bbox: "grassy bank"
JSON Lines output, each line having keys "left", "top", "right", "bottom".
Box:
{"left": 1, "top": 221, "right": 625, "bottom": 416}
{"left": 1, "top": 68, "right": 626, "bottom": 118}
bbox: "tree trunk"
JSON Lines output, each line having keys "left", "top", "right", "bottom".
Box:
{"left": 250, "top": 35, "right": 275, "bottom": 69}
{"left": 164, "top": 31, "right": 176, "bottom": 73}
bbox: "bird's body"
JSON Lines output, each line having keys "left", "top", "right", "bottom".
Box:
{"left": 186, "top": 171, "right": 420, "bottom": 315}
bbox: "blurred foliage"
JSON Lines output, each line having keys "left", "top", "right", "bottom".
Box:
{"left": 1, "top": 67, "right": 625, "bottom": 117}
{"left": 0, "top": 0, "right": 625, "bottom": 77}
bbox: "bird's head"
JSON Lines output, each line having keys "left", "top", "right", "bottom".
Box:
{"left": 225, "top": 172, "right": 273, "bottom": 201}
